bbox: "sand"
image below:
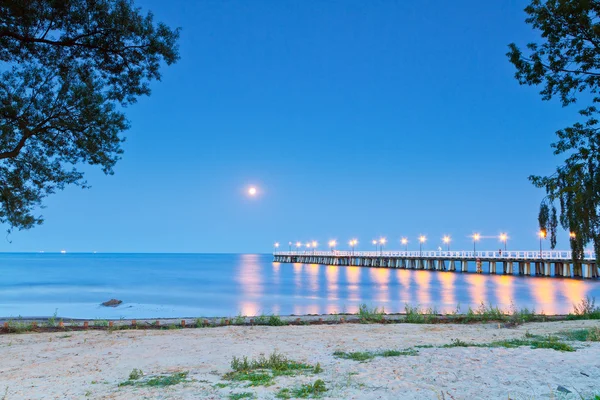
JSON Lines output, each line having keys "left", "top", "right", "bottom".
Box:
{"left": 0, "top": 320, "right": 599, "bottom": 399}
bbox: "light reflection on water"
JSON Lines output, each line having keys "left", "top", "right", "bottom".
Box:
{"left": 1, "top": 253, "right": 599, "bottom": 318}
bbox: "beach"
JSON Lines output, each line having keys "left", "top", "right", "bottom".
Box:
{"left": 1, "top": 320, "right": 599, "bottom": 399}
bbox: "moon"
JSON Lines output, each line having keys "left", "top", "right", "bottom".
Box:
{"left": 248, "top": 187, "right": 257, "bottom": 196}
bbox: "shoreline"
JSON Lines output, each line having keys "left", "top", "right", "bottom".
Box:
{"left": 0, "top": 311, "right": 593, "bottom": 334}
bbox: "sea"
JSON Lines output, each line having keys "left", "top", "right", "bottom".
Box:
{"left": 0, "top": 252, "right": 599, "bottom": 319}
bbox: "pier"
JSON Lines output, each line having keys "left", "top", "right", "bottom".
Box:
{"left": 273, "top": 250, "right": 599, "bottom": 279}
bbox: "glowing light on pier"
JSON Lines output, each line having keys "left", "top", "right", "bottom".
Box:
{"left": 328, "top": 240, "right": 337, "bottom": 250}
{"left": 471, "top": 233, "right": 480, "bottom": 253}
{"left": 401, "top": 237, "right": 408, "bottom": 251}
{"left": 499, "top": 233, "right": 508, "bottom": 251}
{"left": 312, "top": 241, "right": 318, "bottom": 248}
{"left": 442, "top": 235, "right": 451, "bottom": 251}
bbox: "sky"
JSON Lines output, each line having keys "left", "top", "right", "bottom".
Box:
{"left": 2, "top": 0, "right": 588, "bottom": 253}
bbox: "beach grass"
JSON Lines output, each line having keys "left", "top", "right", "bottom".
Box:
{"left": 119, "top": 371, "right": 189, "bottom": 387}
{"left": 276, "top": 379, "right": 327, "bottom": 399}
{"left": 333, "top": 348, "right": 419, "bottom": 362}
{"left": 224, "top": 352, "right": 321, "bottom": 386}
{"left": 566, "top": 297, "right": 600, "bottom": 320}
{"left": 357, "top": 304, "right": 385, "bottom": 323}
{"left": 229, "top": 393, "right": 254, "bottom": 400}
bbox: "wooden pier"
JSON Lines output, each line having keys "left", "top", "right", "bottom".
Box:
{"left": 273, "top": 250, "right": 599, "bottom": 279}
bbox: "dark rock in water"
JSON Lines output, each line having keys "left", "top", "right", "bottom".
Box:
{"left": 101, "top": 299, "right": 122, "bottom": 307}
{"left": 556, "top": 386, "right": 571, "bottom": 394}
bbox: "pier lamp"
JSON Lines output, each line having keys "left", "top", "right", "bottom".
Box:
{"left": 372, "top": 239, "right": 378, "bottom": 253}
{"left": 305, "top": 242, "right": 311, "bottom": 254}
{"left": 401, "top": 238, "right": 408, "bottom": 252}
{"left": 312, "top": 241, "right": 317, "bottom": 255}
{"left": 274, "top": 242, "right": 279, "bottom": 253}
{"left": 419, "top": 235, "right": 426, "bottom": 257}
{"left": 379, "top": 237, "right": 387, "bottom": 255}
{"left": 329, "top": 240, "right": 337, "bottom": 252}
{"left": 288, "top": 241, "right": 292, "bottom": 252}
{"left": 538, "top": 230, "right": 547, "bottom": 257}
{"left": 295, "top": 242, "right": 302, "bottom": 252}
{"left": 472, "top": 233, "right": 481, "bottom": 254}
{"left": 349, "top": 239, "right": 358, "bottom": 256}
{"left": 499, "top": 233, "right": 508, "bottom": 252}
{"left": 443, "top": 236, "right": 451, "bottom": 251}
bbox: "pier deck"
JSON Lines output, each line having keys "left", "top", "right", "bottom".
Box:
{"left": 273, "top": 250, "right": 599, "bottom": 279}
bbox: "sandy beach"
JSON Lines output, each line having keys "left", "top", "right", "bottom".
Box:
{"left": 0, "top": 320, "right": 599, "bottom": 399}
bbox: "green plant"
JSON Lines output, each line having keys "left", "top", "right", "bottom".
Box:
{"left": 225, "top": 352, "right": 319, "bottom": 386}
{"left": 276, "top": 379, "right": 327, "bottom": 399}
{"left": 229, "top": 393, "right": 254, "bottom": 400}
{"left": 119, "top": 371, "right": 189, "bottom": 387}
{"left": 47, "top": 309, "right": 58, "bottom": 327}
{"left": 314, "top": 362, "right": 322, "bottom": 374}
{"left": 357, "top": 303, "right": 385, "bottom": 323}
{"left": 128, "top": 369, "right": 143, "bottom": 380}
{"left": 268, "top": 315, "right": 286, "bottom": 326}
{"left": 567, "top": 297, "right": 600, "bottom": 320}
{"left": 404, "top": 304, "right": 426, "bottom": 323}
{"left": 333, "top": 348, "right": 418, "bottom": 361}
{"left": 253, "top": 314, "right": 269, "bottom": 325}
{"left": 233, "top": 314, "right": 246, "bottom": 325}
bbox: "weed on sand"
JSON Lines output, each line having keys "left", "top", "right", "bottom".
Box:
{"left": 276, "top": 379, "right": 327, "bottom": 399}
{"left": 119, "top": 371, "right": 189, "bottom": 387}
{"left": 558, "top": 327, "right": 600, "bottom": 342}
{"left": 357, "top": 304, "right": 385, "bottom": 323}
{"left": 224, "top": 352, "right": 320, "bottom": 387}
{"left": 333, "top": 349, "right": 418, "bottom": 362}
{"left": 229, "top": 393, "right": 254, "bottom": 400}
{"left": 567, "top": 297, "right": 600, "bottom": 320}
{"left": 440, "top": 336, "right": 575, "bottom": 352}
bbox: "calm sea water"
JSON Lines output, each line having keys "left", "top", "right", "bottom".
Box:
{"left": 0, "top": 253, "right": 599, "bottom": 319}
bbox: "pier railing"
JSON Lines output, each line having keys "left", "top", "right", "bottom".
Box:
{"left": 274, "top": 250, "right": 596, "bottom": 260}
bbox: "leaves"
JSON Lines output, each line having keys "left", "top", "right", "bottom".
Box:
{"left": 511, "top": 0, "right": 600, "bottom": 263}
{"left": 0, "top": 0, "right": 179, "bottom": 230}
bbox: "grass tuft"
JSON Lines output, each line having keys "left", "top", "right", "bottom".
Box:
{"left": 276, "top": 379, "right": 327, "bottom": 399}
{"left": 334, "top": 348, "right": 418, "bottom": 362}
{"left": 229, "top": 393, "right": 254, "bottom": 400}
{"left": 119, "top": 371, "right": 189, "bottom": 387}
{"left": 357, "top": 304, "right": 385, "bottom": 323}
{"left": 567, "top": 297, "right": 600, "bottom": 320}
{"left": 225, "top": 352, "right": 320, "bottom": 386}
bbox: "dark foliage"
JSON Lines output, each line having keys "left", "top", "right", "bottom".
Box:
{"left": 508, "top": 0, "right": 600, "bottom": 263}
{"left": 0, "top": 0, "right": 179, "bottom": 231}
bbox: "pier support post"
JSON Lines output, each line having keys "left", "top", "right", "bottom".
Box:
{"left": 438, "top": 259, "right": 446, "bottom": 270}
{"left": 489, "top": 261, "right": 496, "bottom": 274}
{"left": 449, "top": 260, "right": 456, "bottom": 271}
{"left": 461, "top": 260, "right": 468, "bottom": 272}
{"left": 544, "top": 262, "right": 551, "bottom": 277}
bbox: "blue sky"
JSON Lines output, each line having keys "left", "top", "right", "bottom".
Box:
{"left": 3, "top": 0, "right": 586, "bottom": 253}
